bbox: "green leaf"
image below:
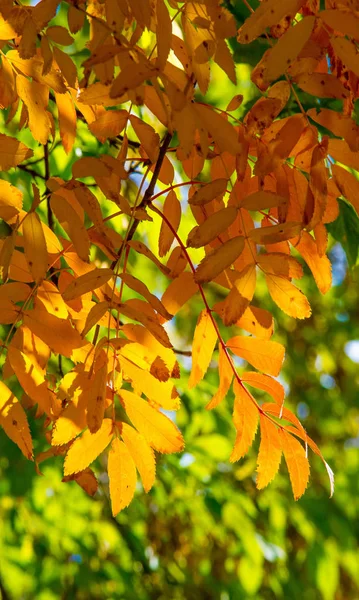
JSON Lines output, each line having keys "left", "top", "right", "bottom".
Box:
{"left": 328, "top": 199, "right": 359, "bottom": 267}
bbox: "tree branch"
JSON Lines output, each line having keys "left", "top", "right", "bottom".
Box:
{"left": 110, "top": 131, "right": 173, "bottom": 270}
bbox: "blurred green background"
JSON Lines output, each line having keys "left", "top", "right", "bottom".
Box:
{"left": 1, "top": 2, "right": 359, "bottom": 598}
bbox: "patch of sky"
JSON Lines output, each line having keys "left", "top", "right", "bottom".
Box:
{"left": 255, "top": 534, "right": 286, "bottom": 562}
{"left": 179, "top": 453, "right": 195, "bottom": 468}
{"left": 336, "top": 312, "right": 349, "bottom": 322}
{"left": 344, "top": 340, "right": 359, "bottom": 363}
{"left": 329, "top": 243, "right": 347, "bottom": 286}
{"left": 297, "top": 402, "right": 310, "bottom": 419}
{"left": 320, "top": 374, "right": 336, "bottom": 389}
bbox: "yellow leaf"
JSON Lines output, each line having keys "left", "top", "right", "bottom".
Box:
{"left": 64, "top": 418, "right": 113, "bottom": 476}
{"left": 6, "top": 50, "right": 66, "bottom": 93}
{"left": 119, "top": 356, "right": 179, "bottom": 411}
{"left": 22, "top": 212, "right": 48, "bottom": 283}
{"left": 120, "top": 273, "right": 172, "bottom": 320}
{"left": 187, "top": 206, "right": 237, "bottom": 248}
{"left": 188, "top": 309, "right": 217, "bottom": 388}
{"left": 256, "top": 415, "right": 282, "bottom": 489}
{"left": 230, "top": 380, "right": 258, "bottom": 462}
{"left": 52, "top": 375, "right": 90, "bottom": 445}
{"left": 266, "top": 274, "right": 311, "bottom": 319}
{"left": 121, "top": 422, "right": 156, "bottom": 493}
{"left": 50, "top": 193, "right": 90, "bottom": 262}
{"left": 0, "top": 180, "right": 22, "bottom": 220}
{"left": 0, "top": 380, "right": 33, "bottom": 460}
{"left": 227, "top": 336, "right": 285, "bottom": 376}
{"left": 62, "top": 268, "right": 113, "bottom": 300}
{"left": 188, "top": 178, "right": 228, "bottom": 206}
{"left": 222, "top": 264, "right": 256, "bottom": 326}
{"left": 55, "top": 92, "right": 76, "bottom": 155}
{"left": 161, "top": 271, "right": 198, "bottom": 318}
{"left": 108, "top": 437, "right": 137, "bottom": 515}
{"left": 159, "top": 190, "right": 181, "bottom": 257}
{"left": 279, "top": 429, "right": 310, "bottom": 500}
{"left": 120, "top": 389, "right": 184, "bottom": 453}
{"left": 206, "top": 344, "right": 233, "bottom": 409}
{"left": 194, "top": 104, "right": 242, "bottom": 155}
{"left": 24, "top": 308, "right": 84, "bottom": 357}
{"left": 237, "top": 305, "right": 274, "bottom": 339}
{"left": 195, "top": 236, "right": 245, "bottom": 283}
{"left": 36, "top": 280, "right": 68, "bottom": 318}
{"left": 242, "top": 372, "right": 285, "bottom": 406}
{"left": 87, "top": 364, "right": 108, "bottom": 434}
{"left": 82, "top": 301, "right": 110, "bottom": 336}
{"left": 16, "top": 76, "right": 51, "bottom": 145}
{"left": 264, "top": 16, "right": 315, "bottom": 83}
{"left": 8, "top": 346, "right": 52, "bottom": 416}
{"left": 0, "top": 133, "right": 33, "bottom": 171}
{"left": 257, "top": 253, "right": 303, "bottom": 279}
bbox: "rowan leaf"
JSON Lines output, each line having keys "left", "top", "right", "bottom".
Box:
{"left": 206, "top": 344, "right": 233, "bottom": 410}
{"left": 62, "top": 268, "right": 113, "bottom": 300}
{"left": 108, "top": 437, "right": 137, "bottom": 516}
{"left": 120, "top": 390, "right": 184, "bottom": 454}
{"left": 121, "top": 422, "right": 156, "bottom": 493}
{"left": 230, "top": 380, "right": 259, "bottom": 462}
{"left": 242, "top": 372, "right": 285, "bottom": 407}
{"left": 279, "top": 429, "right": 310, "bottom": 500}
{"left": 188, "top": 309, "right": 217, "bottom": 389}
{"left": 227, "top": 336, "right": 285, "bottom": 377}
{"left": 22, "top": 212, "right": 48, "bottom": 283}
{"left": 0, "top": 381, "right": 33, "bottom": 460}
{"left": 265, "top": 274, "right": 311, "bottom": 319}
{"left": 24, "top": 308, "right": 84, "bottom": 357}
{"left": 195, "top": 236, "right": 245, "bottom": 283}
{"left": 64, "top": 418, "right": 113, "bottom": 476}
{"left": 187, "top": 206, "right": 237, "bottom": 249}
{"left": 256, "top": 415, "right": 282, "bottom": 489}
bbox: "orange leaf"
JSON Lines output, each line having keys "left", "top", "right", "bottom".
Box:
{"left": 242, "top": 372, "right": 285, "bottom": 407}
{"left": 230, "top": 380, "right": 258, "bottom": 462}
{"left": 279, "top": 429, "right": 310, "bottom": 500}
{"left": 187, "top": 206, "right": 237, "bottom": 249}
{"left": 195, "top": 236, "right": 245, "bottom": 283}
{"left": 206, "top": 344, "right": 233, "bottom": 410}
{"left": 256, "top": 414, "right": 282, "bottom": 489}
{"left": 188, "top": 309, "right": 217, "bottom": 388}
{"left": 159, "top": 190, "right": 181, "bottom": 257}
{"left": 24, "top": 308, "right": 84, "bottom": 357}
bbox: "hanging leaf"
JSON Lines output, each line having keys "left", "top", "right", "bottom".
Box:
{"left": 256, "top": 415, "right": 282, "bottom": 489}
{"left": 108, "top": 437, "right": 137, "bottom": 516}
{"left": 64, "top": 418, "right": 113, "bottom": 476}
{"left": 188, "top": 309, "right": 217, "bottom": 388}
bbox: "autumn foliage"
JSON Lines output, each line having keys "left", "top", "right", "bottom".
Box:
{"left": 4, "top": 0, "right": 359, "bottom": 515}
